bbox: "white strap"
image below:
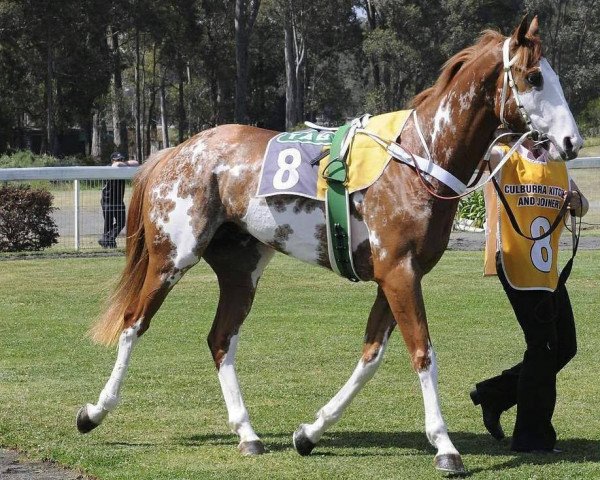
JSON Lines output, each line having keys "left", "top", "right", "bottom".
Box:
{"left": 500, "top": 38, "right": 518, "bottom": 126}
{"left": 412, "top": 111, "right": 433, "bottom": 166}
{"left": 484, "top": 131, "right": 531, "bottom": 181}
{"left": 355, "top": 129, "right": 467, "bottom": 195}
{"left": 304, "top": 121, "right": 337, "bottom": 131}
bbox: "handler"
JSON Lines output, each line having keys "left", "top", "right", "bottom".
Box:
{"left": 470, "top": 137, "right": 588, "bottom": 452}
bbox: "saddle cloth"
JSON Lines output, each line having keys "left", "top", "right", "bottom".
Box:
{"left": 256, "top": 110, "right": 413, "bottom": 200}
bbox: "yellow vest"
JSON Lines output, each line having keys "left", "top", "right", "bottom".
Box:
{"left": 492, "top": 145, "right": 569, "bottom": 291}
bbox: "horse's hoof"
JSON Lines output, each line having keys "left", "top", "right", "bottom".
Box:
{"left": 239, "top": 440, "right": 266, "bottom": 456}
{"left": 292, "top": 427, "right": 316, "bottom": 456}
{"left": 434, "top": 453, "right": 467, "bottom": 476}
{"left": 76, "top": 406, "right": 99, "bottom": 434}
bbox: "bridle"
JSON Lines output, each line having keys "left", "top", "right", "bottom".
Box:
{"left": 499, "top": 38, "right": 537, "bottom": 135}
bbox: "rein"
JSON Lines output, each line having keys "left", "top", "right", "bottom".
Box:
{"left": 491, "top": 176, "right": 572, "bottom": 241}
{"left": 355, "top": 117, "right": 534, "bottom": 201}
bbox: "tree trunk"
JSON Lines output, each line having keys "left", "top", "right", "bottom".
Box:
{"left": 134, "top": 28, "right": 142, "bottom": 162}
{"left": 160, "top": 71, "right": 169, "bottom": 149}
{"left": 45, "top": 40, "right": 56, "bottom": 156}
{"left": 284, "top": 19, "right": 297, "bottom": 130}
{"left": 178, "top": 61, "right": 186, "bottom": 144}
{"left": 91, "top": 110, "right": 102, "bottom": 159}
{"left": 294, "top": 28, "right": 305, "bottom": 123}
{"left": 234, "top": 0, "right": 260, "bottom": 124}
{"left": 109, "top": 27, "right": 127, "bottom": 154}
{"left": 365, "top": 0, "right": 380, "bottom": 87}
{"left": 146, "top": 44, "right": 157, "bottom": 157}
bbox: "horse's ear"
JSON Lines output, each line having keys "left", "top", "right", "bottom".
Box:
{"left": 527, "top": 16, "right": 540, "bottom": 39}
{"left": 512, "top": 15, "right": 529, "bottom": 46}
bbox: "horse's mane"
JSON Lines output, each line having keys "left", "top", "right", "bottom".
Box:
{"left": 411, "top": 29, "right": 542, "bottom": 107}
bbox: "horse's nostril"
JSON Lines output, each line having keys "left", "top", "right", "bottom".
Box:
{"left": 564, "top": 137, "right": 573, "bottom": 153}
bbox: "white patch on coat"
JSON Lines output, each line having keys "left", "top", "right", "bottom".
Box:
{"left": 213, "top": 164, "right": 230, "bottom": 175}
{"left": 458, "top": 83, "right": 476, "bottom": 112}
{"left": 369, "top": 230, "right": 381, "bottom": 248}
{"left": 364, "top": 228, "right": 387, "bottom": 262}
{"left": 250, "top": 247, "right": 275, "bottom": 288}
{"left": 150, "top": 179, "right": 199, "bottom": 270}
{"left": 230, "top": 164, "right": 249, "bottom": 177}
{"left": 431, "top": 98, "right": 452, "bottom": 148}
{"left": 191, "top": 140, "right": 207, "bottom": 161}
{"left": 242, "top": 197, "right": 324, "bottom": 265}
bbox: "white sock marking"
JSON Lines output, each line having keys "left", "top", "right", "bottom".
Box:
{"left": 301, "top": 334, "right": 389, "bottom": 443}
{"left": 86, "top": 319, "right": 143, "bottom": 423}
{"left": 417, "top": 344, "right": 459, "bottom": 456}
{"left": 218, "top": 333, "right": 260, "bottom": 444}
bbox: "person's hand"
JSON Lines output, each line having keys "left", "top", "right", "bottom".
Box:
{"left": 565, "top": 190, "right": 588, "bottom": 217}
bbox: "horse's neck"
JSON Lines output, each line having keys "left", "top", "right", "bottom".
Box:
{"left": 411, "top": 69, "right": 500, "bottom": 187}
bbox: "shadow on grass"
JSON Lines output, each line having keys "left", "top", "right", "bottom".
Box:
{"left": 179, "top": 430, "right": 600, "bottom": 471}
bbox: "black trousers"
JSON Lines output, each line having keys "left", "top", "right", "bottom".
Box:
{"left": 475, "top": 254, "right": 577, "bottom": 451}
{"left": 101, "top": 202, "right": 126, "bottom": 244}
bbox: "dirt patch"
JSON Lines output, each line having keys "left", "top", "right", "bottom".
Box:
{"left": 0, "top": 449, "right": 91, "bottom": 480}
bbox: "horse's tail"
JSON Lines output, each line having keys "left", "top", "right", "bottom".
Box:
{"left": 89, "top": 155, "right": 164, "bottom": 346}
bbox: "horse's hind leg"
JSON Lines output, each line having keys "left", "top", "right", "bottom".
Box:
{"left": 203, "top": 228, "right": 275, "bottom": 455}
{"left": 77, "top": 253, "right": 196, "bottom": 433}
{"left": 293, "top": 286, "right": 396, "bottom": 455}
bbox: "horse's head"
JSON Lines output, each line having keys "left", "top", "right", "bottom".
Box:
{"left": 496, "top": 16, "right": 583, "bottom": 160}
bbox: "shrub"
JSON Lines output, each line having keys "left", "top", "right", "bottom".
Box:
{"left": 456, "top": 190, "right": 486, "bottom": 228}
{"left": 0, "top": 151, "right": 102, "bottom": 168}
{"left": 0, "top": 184, "right": 59, "bottom": 251}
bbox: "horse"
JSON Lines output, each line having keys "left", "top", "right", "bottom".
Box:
{"left": 76, "top": 16, "right": 582, "bottom": 475}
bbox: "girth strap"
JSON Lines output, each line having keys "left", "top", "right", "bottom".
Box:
{"left": 324, "top": 124, "right": 361, "bottom": 282}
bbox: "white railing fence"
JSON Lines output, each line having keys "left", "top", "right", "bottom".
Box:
{"left": 0, "top": 166, "right": 138, "bottom": 251}
{"left": 1, "top": 158, "right": 599, "bottom": 251}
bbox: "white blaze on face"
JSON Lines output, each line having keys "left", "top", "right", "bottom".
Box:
{"left": 519, "top": 58, "right": 583, "bottom": 158}
{"left": 243, "top": 197, "right": 324, "bottom": 265}
{"left": 151, "top": 179, "right": 199, "bottom": 270}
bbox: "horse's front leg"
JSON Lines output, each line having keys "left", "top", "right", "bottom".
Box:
{"left": 293, "top": 286, "right": 396, "bottom": 455}
{"left": 379, "top": 263, "right": 466, "bottom": 475}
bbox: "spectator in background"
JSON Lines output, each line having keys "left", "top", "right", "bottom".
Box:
{"left": 98, "top": 152, "right": 139, "bottom": 248}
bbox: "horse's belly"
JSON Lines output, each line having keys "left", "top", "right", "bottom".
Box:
{"left": 242, "top": 197, "right": 328, "bottom": 267}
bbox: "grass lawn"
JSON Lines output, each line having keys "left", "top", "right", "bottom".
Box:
{"left": 580, "top": 136, "right": 600, "bottom": 157}
{"left": 0, "top": 252, "right": 599, "bottom": 479}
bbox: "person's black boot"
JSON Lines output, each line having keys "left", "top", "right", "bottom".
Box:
{"left": 470, "top": 388, "right": 505, "bottom": 441}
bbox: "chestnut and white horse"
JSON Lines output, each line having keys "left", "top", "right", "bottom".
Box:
{"left": 77, "top": 17, "right": 581, "bottom": 474}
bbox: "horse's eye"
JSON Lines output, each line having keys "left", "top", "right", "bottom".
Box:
{"left": 526, "top": 71, "right": 543, "bottom": 88}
